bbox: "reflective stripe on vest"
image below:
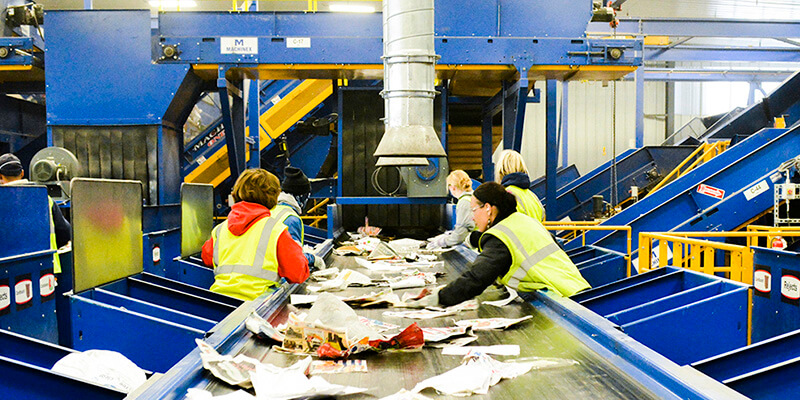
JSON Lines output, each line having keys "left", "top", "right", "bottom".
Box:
{"left": 48, "top": 197, "right": 61, "bottom": 274}
{"left": 212, "top": 217, "right": 281, "bottom": 282}
{"left": 506, "top": 186, "right": 545, "bottom": 222}
{"left": 480, "top": 212, "right": 589, "bottom": 296}
{"left": 490, "top": 224, "right": 559, "bottom": 290}
{"left": 273, "top": 204, "right": 303, "bottom": 242}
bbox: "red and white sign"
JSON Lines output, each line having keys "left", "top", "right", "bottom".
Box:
{"left": 39, "top": 274, "right": 55, "bottom": 297}
{"left": 754, "top": 270, "right": 772, "bottom": 293}
{"left": 697, "top": 184, "right": 725, "bottom": 199}
{"left": 14, "top": 280, "right": 32, "bottom": 304}
{"left": 0, "top": 285, "right": 9, "bottom": 310}
{"left": 152, "top": 245, "right": 161, "bottom": 264}
{"left": 781, "top": 275, "right": 800, "bottom": 300}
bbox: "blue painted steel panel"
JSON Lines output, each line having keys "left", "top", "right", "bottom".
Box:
{"left": 549, "top": 146, "right": 697, "bottom": 221}
{"left": 137, "top": 272, "right": 239, "bottom": 307}
{"left": 0, "top": 356, "right": 124, "bottom": 400}
{"left": 529, "top": 165, "right": 580, "bottom": 199}
{"left": 0, "top": 329, "right": 73, "bottom": 369}
{"left": 579, "top": 270, "right": 715, "bottom": 316}
{"left": 142, "top": 229, "right": 180, "bottom": 279}
{"left": 0, "top": 252, "right": 57, "bottom": 343}
{"left": 591, "top": 18, "right": 800, "bottom": 39}
{"left": 725, "top": 359, "right": 800, "bottom": 400}
{"left": 69, "top": 295, "right": 204, "bottom": 373}
{"left": 576, "top": 253, "right": 628, "bottom": 288}
{"left": 164, "top": 259, "right": 216, "bottom": 289}
{"left": 751, "top": 247, "right": 800, "bottom": 342}
{"left": 91, "top": 289, "right": 215, "bottom": 332}
{"left": 693, "top": 329, "right": 800, "bottom": 383}
{"left": 620, "top": 285, "right": 748, "bottom": 365}
{"left": 574, "top": 127, "right": 799, "bottom": 253}
{"left": 0, "top": 185, "right": 50, "bottom": 258}
{"left": 46, "top": 11, "right": 188, "bottom": 124}
{"left": 103, "top": 277, "right": 235, "bottom": 322}
{"left": 576, "top": 267, "right": 749, "bottom": 365}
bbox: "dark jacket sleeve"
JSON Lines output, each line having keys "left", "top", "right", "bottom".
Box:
{"left": 438, "top": 235, "right": 513, "bottom": 307}
{"left": 51, "top": 203, "right": 71, "bottom": 248}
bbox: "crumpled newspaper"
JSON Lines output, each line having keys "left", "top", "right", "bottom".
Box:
{"left": 307, "top": 269, "right": 373, "bottom": 292}
{"left": 482, "top": 287, "right": 520, "bottom": 307}
{"left": 383, "top": 299, "right": 479, "bottom": 319}
{"left": 245, "top": 311, "right": 285, "bottom": 342}
{"left": 251, "top": 356, "right": 367, "bottom": 400}
{"left": 411, "top": 351, "right": 537, "bottom": 396}
{"left": 196, "top": 339, "right": 260, "bottom": 388}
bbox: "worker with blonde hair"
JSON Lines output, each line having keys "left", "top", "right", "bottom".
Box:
{"left": 427, "top": 170, "right": 475, "bottom": 248}
{"left": 202, "top": 168, "right": 309, "bottom": 300}
{"left": 495, "top": 149, "right": 545, "bottom": 222}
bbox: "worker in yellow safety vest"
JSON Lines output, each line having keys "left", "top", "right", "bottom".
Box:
{"left": 426, "top": 170, "right": 475, "bottom": 248}
{"left": 0, "top": 153, "right": 70, "bottom": 273}
{"left": 201, "top": 169, "right": 309, "bottom": 301}
{"left": 411, "top": 182, "right": 590, "bottom": 307}
{"left": 495, "top": 149, "right": 545, "bottom": 222}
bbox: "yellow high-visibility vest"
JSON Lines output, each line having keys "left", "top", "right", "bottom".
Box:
{"left": 479, "top": 212, "right": 590, "bottom": 296}
{"left": 506, "top": 185, "right": 546, "bottom": 222}
{"left": 209, "top": 215, "right": 287, "bottom": 301}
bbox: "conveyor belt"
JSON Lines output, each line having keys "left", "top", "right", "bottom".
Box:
{"left": 198, "top": 251, "right": 660, "bottom": 399}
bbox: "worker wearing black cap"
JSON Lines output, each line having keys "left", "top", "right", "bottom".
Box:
{"left": 0, "top": 153, "right": 71, "bottom": 273}
{"left": 273, "top": 166, "right": 325, "bottom": 271}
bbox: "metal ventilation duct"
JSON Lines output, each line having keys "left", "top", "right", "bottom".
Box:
{"left": 373, "top": 0, "right": 446, "bottom": 160}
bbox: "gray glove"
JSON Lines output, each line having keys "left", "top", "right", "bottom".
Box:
{"left": 313, "top": 255, "right": 326, "bottom": 271}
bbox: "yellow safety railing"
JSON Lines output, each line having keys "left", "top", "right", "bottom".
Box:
{"left": 544, "top": 224, "right": 632, "bottom": 278}
{"left": 648, "top": 141, "right": 730, "bottom": 196}
{"left": 542, "top": 220, "right": 600, "bottom": 240}
{"left": 301, "top": 198, "right": 330, "bottom": 228}
{"left": 638, "top": 229, "right": 800, "bottom": 285}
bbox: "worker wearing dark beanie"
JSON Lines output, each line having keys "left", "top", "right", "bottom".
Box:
{"left": 273, "top": 166, "right": 325, "bottom": 271}
{"left": 0, "top": 153, "right": 23, "bottom": 180}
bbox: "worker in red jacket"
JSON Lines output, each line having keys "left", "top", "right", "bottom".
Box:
{"left": 202, "top": 168, "right": 309, "bottom": 300}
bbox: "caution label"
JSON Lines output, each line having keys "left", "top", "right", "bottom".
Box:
{"left": 697, "top": 184, "right": 725, "bottom": 199}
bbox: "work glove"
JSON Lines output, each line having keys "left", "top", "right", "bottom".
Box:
{"left": 313, "top": 255, "right": 326, "bottom": 271}
{"left": 425, "top": 234, "right": 445, "bottom": 250}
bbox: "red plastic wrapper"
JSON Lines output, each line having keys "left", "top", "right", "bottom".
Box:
{"left": 369, "top": 323, "right": 424, "bottom": 351}
{"left": 316, "top": 323, "right": 424, "bottom": 359}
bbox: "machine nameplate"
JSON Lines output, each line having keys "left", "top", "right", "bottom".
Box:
{"left": 286, "top": 37, "right": 311, "bottom": 48}
{"left": 744, "top": 180, "right": 769, "bottom": 201}
{"left": 221, "top": 37, "right": 258, "bottom": 54}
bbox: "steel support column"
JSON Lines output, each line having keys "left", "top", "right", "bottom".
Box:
{"left": 218, "top": 69, "right": 246, "bottom": 181}
{"left": 246, "top": 79, "right": 260, "bottom": 169}
{"left": 545, "top": 80, "right": 558, "bottom": 219}
{"left": 502, "top": 79, "right": 528, "bottom": 152}
{"left": 635, "top": 68, "right": 644, "bottom": 148}
{"left": 560, "top": 81, "right": 569, "bottom": 168}
{"left": 482, "top": 109, "right": 495, "bottom": 182}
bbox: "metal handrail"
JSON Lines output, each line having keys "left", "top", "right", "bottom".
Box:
{"left": 545, "top": 225, "right": 632, "bottom": 277}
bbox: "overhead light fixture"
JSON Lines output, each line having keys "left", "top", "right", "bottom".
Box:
{"left": 148, "top": 0, "right": 198, "bottom": 8}
{"left": 329, "top": 4, "right": 376, "bottom": 13}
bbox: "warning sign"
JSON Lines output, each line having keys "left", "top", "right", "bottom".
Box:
{"left": 697, "top": 184, "right": 725, "bottom": 199}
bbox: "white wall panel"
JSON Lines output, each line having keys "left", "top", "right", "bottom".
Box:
{"left": 517, "top": 80, "right": 666, "bottom": 179}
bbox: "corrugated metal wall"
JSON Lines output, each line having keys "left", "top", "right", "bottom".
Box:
{"left": 517, "top": 80, "right": 667, "bottom": 179}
